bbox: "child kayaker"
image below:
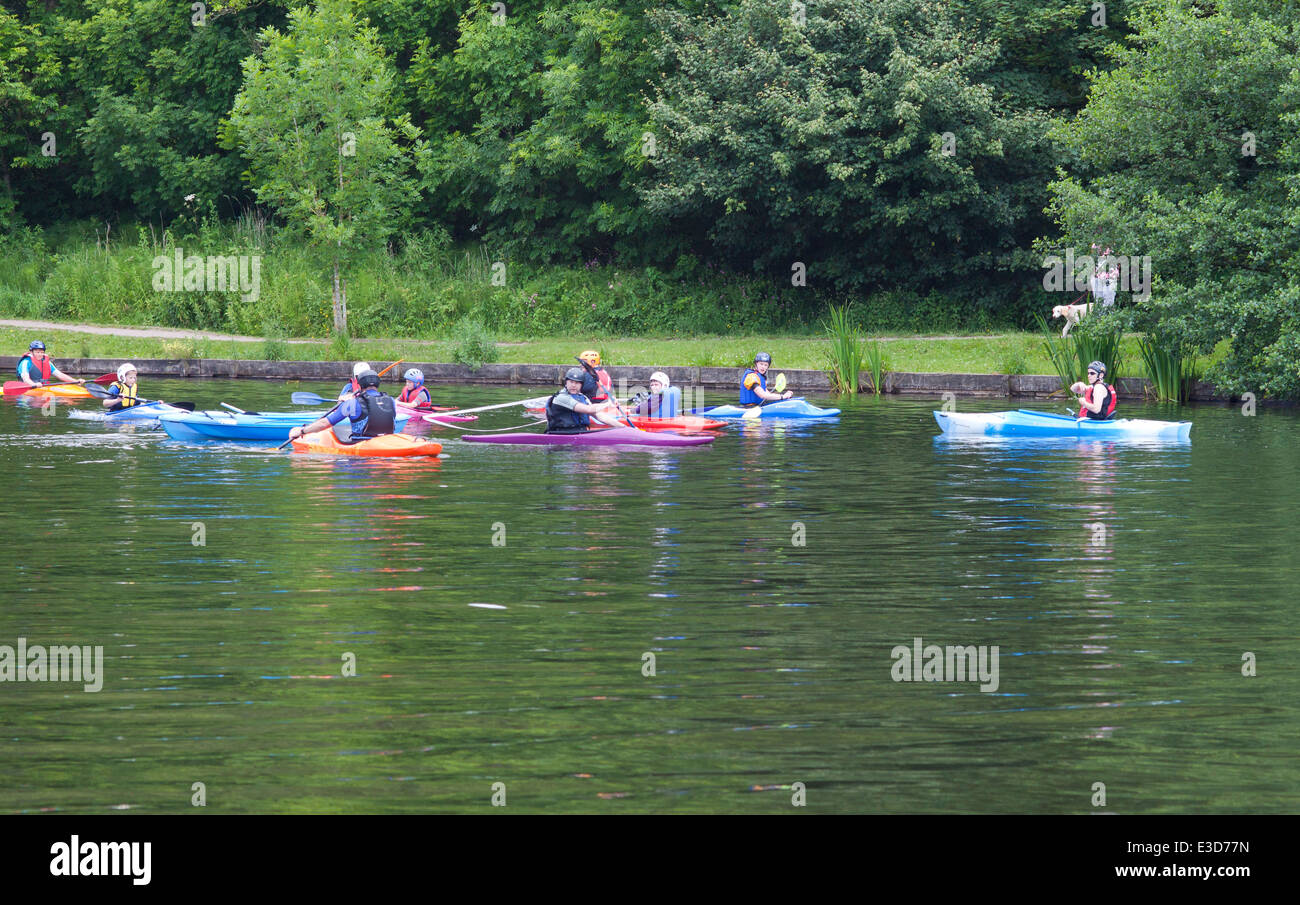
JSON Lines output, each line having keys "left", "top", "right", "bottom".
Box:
{"left": 16, "top": 340, "right": 84, "bottom": 388}
{"left": 546, "top": 367, "right": 623, "bottom": 434}
{"left": 1071, "top": 360, "right": 1118, "bottom": 420}
{"left": 338, "top": 361, "right": 373, "bottom": 400}
{"left": 294, "top": 370, "right": 398, "bottom": 443}
{"left": 630, "top": 371, "right": 680, "bottom": 418}
{"left": 398, "top": 368, "right": 432, "bottom": 408}
{"left": 102, "top": 363, "right": 146, "bottom": 410}
{"left": 575, "top": 350, "right": 612, "bottom": 403}
{"left": 740, "top": 352, "right": 793, "bottom": 406}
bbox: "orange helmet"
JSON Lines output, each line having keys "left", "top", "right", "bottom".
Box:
{"left": 578, "top": 350, "right": 601, "bottom": 367}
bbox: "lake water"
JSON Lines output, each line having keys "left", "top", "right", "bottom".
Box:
{"left": 2, "top": 380, "right": 1296, "bottom": 813}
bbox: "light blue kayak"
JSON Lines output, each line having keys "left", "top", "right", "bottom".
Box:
{"left": 160, "top": 409, "right": 408, "bottom": 442}
{"left": 934, "top": 409, "right": 1191, "bottom": 441}
{"left": 68, "top": 401, "right": 192, "bottom": 424}
{"left": 694, "top": 397, "right": 841, "bottom": 419}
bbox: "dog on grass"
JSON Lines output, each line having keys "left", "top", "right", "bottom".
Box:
{"left": 1051, "top": 302, "right": 1093, "bottom": 337}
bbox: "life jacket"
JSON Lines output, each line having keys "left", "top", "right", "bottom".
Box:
{"left": 739, "top": 368, "right": 766, "bottom": 406}
{"left": 17, "top": 354, "right": 52, "bottom": 383}
{"left": 1080, "top": 382, "right": 1118, "bottom": 420}
{"left": 108, "top": 380, "right": 139, "bottom": 408}
{"left": 545, "top": 391, "right": 591, "bottom": 433}
{"left": 340, "top": 377, "right": 360, "bottom": 398}
{"left": 579, "top": 369, "right": 611, "bottom": 402}
{"left": 398, "top": 385, "right": 431, "bottom": 407}
{"left": 351, "top": 389, "right": 397, "bottom": 439}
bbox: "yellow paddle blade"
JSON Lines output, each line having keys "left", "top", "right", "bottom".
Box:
{"left": 774, "top": 373, "right": 787, "bottom": 393}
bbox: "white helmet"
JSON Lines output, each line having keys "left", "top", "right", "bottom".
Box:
{"left": 117, "top": 363, "right": 137, "bottom": 381}
{"left": 649, "top": 371, "right": 670, "bottom": 387}
{"left": 352, "top": 361, "right": 373, "bottom": 377}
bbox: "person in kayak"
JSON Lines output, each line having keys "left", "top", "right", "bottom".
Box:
{"left": 1071, "top": 361, "right": 1118, "bottom": 420}
{"left": 338, "top": 361, "right": 373, "bottom": 400}
{"left": 398, "top": 368, "right": 432, "bottom": 408}
{"left": 575, "top": 350, "right": 612, "bottom": 402}
{"left": 102, "top": 363, "right": 146, "bottom": 410}
{"left": 630, "top": 371, "right": 681, "bottom": 418}
{"left": 16, "top": 340, "right": 84, "bottom": 388}
{"left": 740, "top": 352, "right": 793, "bottom": 406}
{"left": 546, "top": 366, "right": 624, "bottom": 434}
{"left": 292, "top": 369, "right": 398, "bottom": 443}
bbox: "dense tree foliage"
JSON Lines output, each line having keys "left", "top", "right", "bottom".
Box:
{"left": 1, "top": 0, "right": 1294, "bottom": 392}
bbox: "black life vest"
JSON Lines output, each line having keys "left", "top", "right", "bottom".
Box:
{"left": 1080, "top": 383, "right": 1118, "bottom": 420}
{"left": 354, "top": 390, "right": 396, "bottom": 438}
{"left": 545, "top": 392, "right": 591, "bottom": 434}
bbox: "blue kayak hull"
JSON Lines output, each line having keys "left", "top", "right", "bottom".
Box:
{"left": 160, "top": 410, "right": 406, "bottom": 442}
{"left": 935, "top": 409, "right": 1191, "bottom": 441}
{"left": 695, "top": 398, "right": 841, "bottom": 419}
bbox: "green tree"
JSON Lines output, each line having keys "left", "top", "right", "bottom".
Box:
{"left": 1047, "top": 0, "right": 1300, "bottom": 397}
{"left": 224, "top": 0, "right": 426, "bottom": 333}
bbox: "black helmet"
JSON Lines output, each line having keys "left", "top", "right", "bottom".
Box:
{"left": 357, "top": 369, "right": 381, "bottom": 388}
{"left": 755, "top": 352, "right": 772, "bottom": 363}
{"left": 563, "top": 366, "right": 586, "bottom": 383}
{"left": 1087, "top": 360, "right": 1107, "bottom": 376}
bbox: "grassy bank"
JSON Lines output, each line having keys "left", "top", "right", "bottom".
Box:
{"left": 1, "top": 323, "right": 1164, "bottom": 377}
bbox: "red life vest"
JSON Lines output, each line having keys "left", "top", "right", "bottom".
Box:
{"left": 399, "top": 385, "right": 431, "bottom": 407}
{"left": 17, "top": 354, "right": 52, "bottom": 383}
{"left": 1080, "top": 383, "right": 1118, "bottom": 420}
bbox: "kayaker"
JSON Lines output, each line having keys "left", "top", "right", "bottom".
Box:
{"left": 1071, "top": 361, "right": 1118, "bottom": 420}
{"left": 102, "top": 363, "right": 147, "bottom": 410}
{"left": 293, "top": 369, "right": 398, "bottom": 443}
{"left": 546, "top": 366, "right": 623, "bottom": 434}
{"left": 397, "top": 368, "right": 432, "bottom": 408}
{"left": 575, "top": 350, "right": 612, "bottom": 402}
{"left": 630, "top": 371, "right": 681, "bottom": 418}
{"left": 740, "top": 352, "right": 793, "bottom": 406}
{"left": 337, "top": 361, "right": 373, "bottom": 400}
{"left": 16, "top": 340, "right": 84, "bottom": 388}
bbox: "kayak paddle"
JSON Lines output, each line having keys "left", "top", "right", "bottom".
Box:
{"left": 81, "top": 381, "right": 194, "bottom": 411}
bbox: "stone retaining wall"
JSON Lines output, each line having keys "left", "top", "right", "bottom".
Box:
{"left": 0, "top": 355, "right": 1238, "bottom": 401}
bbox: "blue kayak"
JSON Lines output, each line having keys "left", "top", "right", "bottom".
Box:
{"left": 934, "top": 409, "right": 1192, "bottom": 441}
{"left": 694, "top": 398, "right": 841, "bottom": 419}
{"left": 69, "top": 401, "right": 191, "bottom": 424}
{"left": 159, "top": 409, "right": 408, "bottom": 442}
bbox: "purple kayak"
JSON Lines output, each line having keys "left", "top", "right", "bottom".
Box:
{"left": 462, "top": 427, "right": 714, "bottom": 447}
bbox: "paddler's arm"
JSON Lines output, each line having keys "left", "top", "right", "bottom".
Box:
{"left": 573, "top": 400, "right": 623, "bottom": 427}
{"left": 289, "top": 400, "right": 354, "bottom": 440}
{"left": 51, "top": 365, "right": 84, "bottom": 384}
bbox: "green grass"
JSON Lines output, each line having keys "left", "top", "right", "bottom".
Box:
{"left": 1, "top": 323, "right": 1110, "bottom": 375}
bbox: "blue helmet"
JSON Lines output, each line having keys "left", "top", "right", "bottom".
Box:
{"left": 403, "top": 368, "right": 424, "bottom": 385}
{"left": 29, "top": 340, "right": 45, "bottom": 351}
{"left": 755, "top": 352, "right": 772, "bottom": 363}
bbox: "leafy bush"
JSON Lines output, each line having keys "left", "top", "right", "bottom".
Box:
{"left": 451, "top": 317, "right": 500, "bottom": 370}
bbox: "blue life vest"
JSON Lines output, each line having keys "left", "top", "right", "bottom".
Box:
{"left": 739, "top": 368, "right": 766, "bottom": 406}
{"left": 545, "top": 391, "right": 591, "bottom": 433}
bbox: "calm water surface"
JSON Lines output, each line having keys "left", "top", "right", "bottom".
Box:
{"left": 2, "top": 381, "right": 1297, "bottom": 813}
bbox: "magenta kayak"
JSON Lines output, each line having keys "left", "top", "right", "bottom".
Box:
{"left": 462, "top": 427, "right": 714, "bottom": 447}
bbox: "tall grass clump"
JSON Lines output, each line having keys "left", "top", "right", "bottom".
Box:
{"left": 451, "top": 317, "right": 500, "bottom": 370}
{"left": 1038, "top": 314, "right": 1124, "bottom": 392}
{"left": 823, "top": 304, "right": 865, "bottom": 394}
{"left": 1137, "top": 336, "right": 1200, "bottom": 403}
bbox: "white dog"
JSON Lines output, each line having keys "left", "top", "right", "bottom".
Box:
{"left": 1052, "top": 302, "right": 1092, "bottom": 337}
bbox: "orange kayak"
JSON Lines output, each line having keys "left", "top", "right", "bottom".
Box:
{"left": 526, "top": 408, "right": 725, "bottom": 432}
{"left": 291, "top": 431, "right": 443, "bottom": 458}
{"left": 18, "top": 383, "right": 93, "bottom": 398}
